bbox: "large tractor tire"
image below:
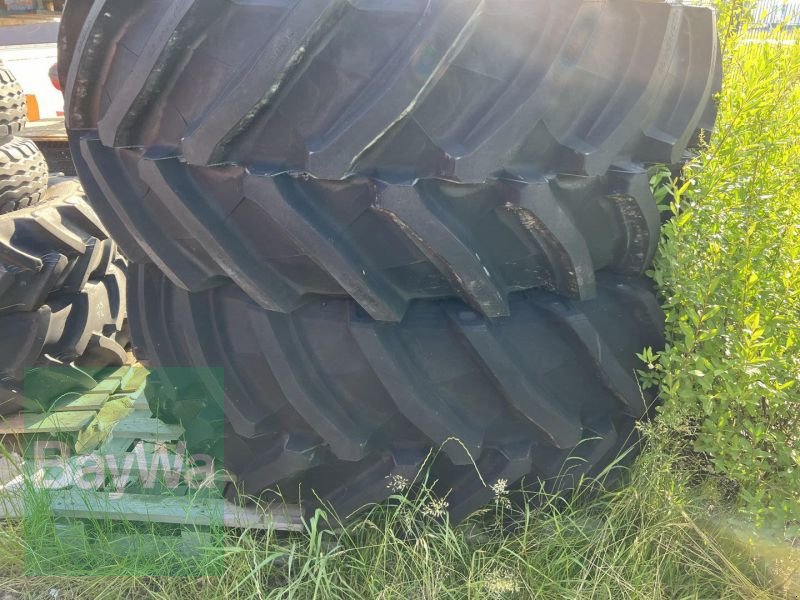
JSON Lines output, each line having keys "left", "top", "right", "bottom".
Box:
{"left": 0, "top": 137, "right": 49, "bottom": 215}
{"left": 0, "top": 180, "right": 129, "bottom": 416}
{"left": 0, "top": 67, "right": 27, "bottom": 140}
{"left": 59, "top": 0, "right": 719, "bottom": 520}
{"left": 62, "top": 0, "right": 719, "bottom": 320}
{"left": 132, "top": 264, "right": 664, "bottom": 521}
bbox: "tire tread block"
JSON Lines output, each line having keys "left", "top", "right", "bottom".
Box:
{"left": 0, "top": 67, "right": 27, "bottom": 138}
{"left": 0, "top": 183, "right": 129, "bottom": 417}
{"left": 0, "top": 138, "right": 48, "bottom": 214}
{"left": 130, "top": 266, "right": 665, "bottom": 519}
{"left": 64, "top": 1, "right": 719, "bottom": 181}
{"left": 0, "top": 183, "right": 112, "bottom": 314}
{"left": 72, "top": 142, "right": 661, "bottom": 321}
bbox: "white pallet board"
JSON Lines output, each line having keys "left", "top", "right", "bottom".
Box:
{"left": 0, "top": 489, "right": 303, "bottom": 531}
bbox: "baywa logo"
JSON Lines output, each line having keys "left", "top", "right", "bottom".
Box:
{"left": 3, "top": 442, "right": 225, "bottom": 499}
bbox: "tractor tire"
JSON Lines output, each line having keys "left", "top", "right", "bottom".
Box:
{"left": 0, "top": 137, "right": 48, "bottom": 215}
{"left": 0, "top": 179, "right": 129, "bottom": 415}
{"left": 0, "top": 67, "right": 27, "bottom": 140}
{"left": 131, "top": 264, "right": 664, "bottom": 522}
{"left": 61, "top": 0, "right": 720, "bottom": 320}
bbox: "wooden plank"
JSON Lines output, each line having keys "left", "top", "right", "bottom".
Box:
{"left": 121, "top": 383, "right": 151, "bottom": 414}
{"left": 129, "top": 410, "right": 154, "bottom": 420}
{"left": 117, "top": 443, "right": 231, "bottom": 494}
{"left": 99, "top": 438, "right": 135, "bottom": 455}
{"left": 0, "top": 14, "right": 60, "bottom": 26}
{"left": 84, "top": 378, "right": 122, "bottom": 396}
{"left": 102, "top": 366, "right": 133, "bottom": 382}
{"left": 111, "top": 418, "right": 183, "bottom": 442}
{"left": 3, "top": 455, "right": 91, "bottom": 493}
{"left": 7, "top": 446, "right": 227, "bottom": 494}
{"left": 51, "top": 391, "right": 112, "bottom": 412}
{"left": 0, "top": 415, "right": 28, "bottom": 435}
{"left": 0, "top": 411, "right": 95, "bottom": 435}
{"left": 46, "top": 490, "right": 304, "bottom": 531}
{"left": 120, "top": 368, "right": 149, "bottom": 393}
{"left": 0, "top": 489, "right": 302, "bottom": 532}
{"left": 131, "top": 386, "right": 150, "bottom": 411}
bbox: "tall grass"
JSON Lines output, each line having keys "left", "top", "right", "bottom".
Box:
{"left": 0, "top": 441, "right": 792, "bottom": 599}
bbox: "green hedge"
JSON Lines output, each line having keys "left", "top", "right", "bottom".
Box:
{"left": 644, "top": 5, "right": 800, "bottom": 524}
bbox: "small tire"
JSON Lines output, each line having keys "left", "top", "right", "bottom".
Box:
{"left": 0, "top": 137, "right": 49, "bottom": 214}
{"left": 0, "top": 67, "right": 27, "bottom": 140}
{"left": 0, "top": 180, "right": 128, "bottom": 416}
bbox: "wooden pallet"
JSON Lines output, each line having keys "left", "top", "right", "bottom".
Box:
{"left": 0, "top": 366, "right": 304, "bottom": 533}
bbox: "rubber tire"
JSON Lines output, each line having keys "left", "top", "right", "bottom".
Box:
{"left": 0, "top": 67, "right": 26, "bottom": 140}
{"left": 0, "top": 137, "right": 49, "bottom": 215}
{"left": 35, "top": 140, "right": 77, "bottom": 177}
{"left": 0, "top": 180, "right": 129, "bottom": 416}
{"left": 130, "top": 264, "right": 664, "bottom": 522}
{"left": 61, "top": 0, "right": 720, "bottom": 321}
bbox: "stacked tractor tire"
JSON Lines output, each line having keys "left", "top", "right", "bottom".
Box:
{"left": 0, "top": 67, "right": 48, "bottom": 214}
{"left": 0, "top": 69, "right": 128, "bottom": 416}
{"left": 59, "top": 0, "right": 721, "bottom": 520}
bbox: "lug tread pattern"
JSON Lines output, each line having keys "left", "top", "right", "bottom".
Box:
{"left": 61, "top": 0, "right": 718, "bottom": 319}
{"left": 72, "top": 140, "right": 661, "bottom": 321}
{"left": 0, "top": 138, "right": 48, "bottom": 214}
{"left": 0, "top": 67, "right": 27, "bottom": 139}
{"left": 65, "top": 1, "right": 718, "bottom": 182}
{"left": 56, "top": 0, "right": 706, "bottom": 519}
{"left": 0, "top": 181, "right": 129, "bottom": 415}
{"left": 131, "top": 265, "right": 664, "bottom": 520}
